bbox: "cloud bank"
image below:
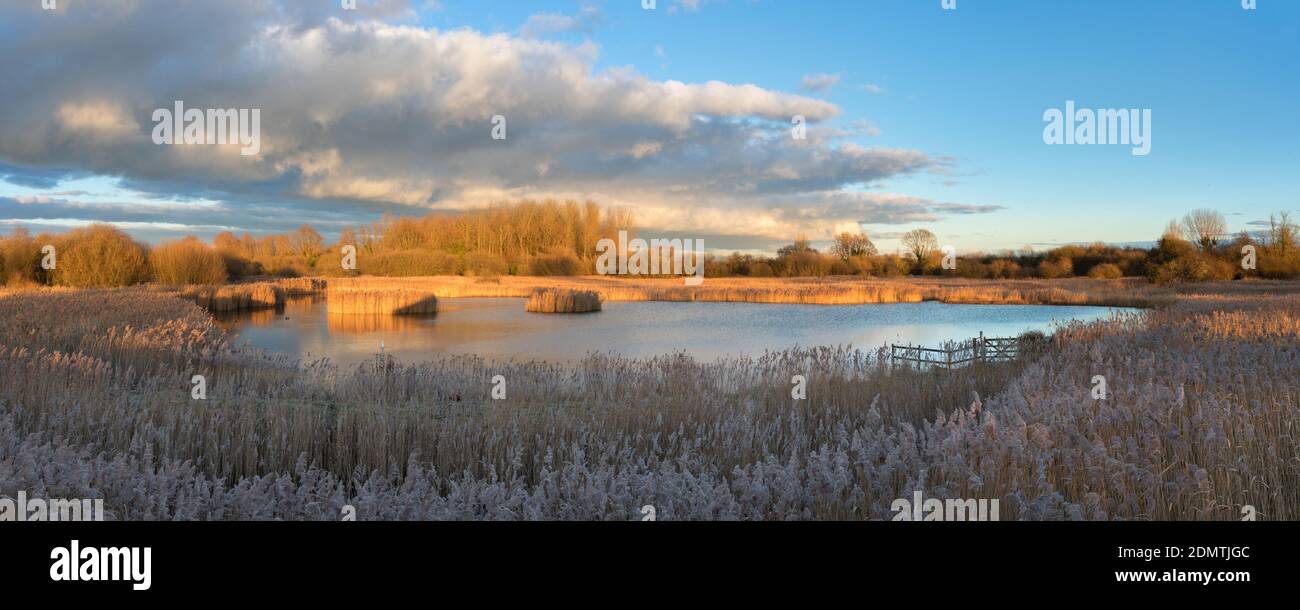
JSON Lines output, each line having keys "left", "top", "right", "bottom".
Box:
{"left": 0, "top": 0, "right": 998, "bottom": 245}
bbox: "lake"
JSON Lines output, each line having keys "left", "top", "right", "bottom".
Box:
{"left": 215, "top": 297, "right": 1131, "bottom": 365}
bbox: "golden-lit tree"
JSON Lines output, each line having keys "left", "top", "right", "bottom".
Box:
{"left": 901, "top": 229, "right": 938, "bottom": 263}
{"left": 53, "top": 224, "right": 149, "bottom": 288}
{"left": 830, "top": 232, "right": 877, "bottom": 260}
{"left": 1180, "top": 208, "right": 1227, "bottom": 252}
{"left": 150, "top": 236, "right": 228, "bottom": 285}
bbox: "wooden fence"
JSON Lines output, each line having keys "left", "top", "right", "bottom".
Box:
{"left": 891, "top": 332, "right": 1021, "bottom": 369}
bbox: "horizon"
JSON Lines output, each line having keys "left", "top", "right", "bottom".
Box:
{"left": 1, "top": 0, "right": 1295, "bottom": 256}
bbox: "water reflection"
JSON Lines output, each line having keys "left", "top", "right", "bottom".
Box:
{"left": 215, "top": 296, "right": 327, "bottom": 327}
{"left": 326, "top": 312, "right": 432, "bottom": 334}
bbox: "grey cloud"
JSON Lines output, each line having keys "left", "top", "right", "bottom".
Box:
{"left": 800, "top": 73, "right": 841, "bottom": 92}
{"left": 0, "top": 192, "right": 394, "bottom": 242}
{"left": 0, "top": 0, "right": 987, "bottom": 247}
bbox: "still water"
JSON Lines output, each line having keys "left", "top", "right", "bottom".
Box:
{"left": 216, "top": 296, "right": 1129, "bottom": 365}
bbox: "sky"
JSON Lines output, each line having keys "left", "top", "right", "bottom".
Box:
{"left": 0, "top": 0, "right": 1296, "bottom": 255}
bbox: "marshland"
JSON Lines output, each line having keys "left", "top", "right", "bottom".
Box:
{"left": 1, "top": 276, "right": 1297, "bottom": 520}
{"left": 1, "top": 209, "right": 1298, "bottom": 520}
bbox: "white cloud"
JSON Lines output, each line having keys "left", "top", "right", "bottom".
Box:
{"left": 0, "top": 0, "right": 994, "bottom": 245}
{"left": 520, "top": 5, "right": 602, "bottom": 38}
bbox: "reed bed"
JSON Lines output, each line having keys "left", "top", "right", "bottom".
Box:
{"left": 326, "top": 275, "right": 1174, "bottom": 309}
{"left": 174, "top": 282, "right": 284, "bottom": 312}
{"left": 525, "top": 288, "right": 602, "bottom": 313}
{"left": 325, "top": 287, "right": 438, "bottom": 315}
{"left": 1, "top": 282, "right": 1296, "bottom": 520}
{"left": 275, "top": 277, "right": 328, "bottom": 295}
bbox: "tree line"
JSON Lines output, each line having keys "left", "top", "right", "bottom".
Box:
{"left": 0, "top": 200, "right": 631, "bottom": 287}
{"left": 708, "top": 209, "right": 1298, "bottom": 283}
{"left": 1, "top": 203, "right": 1295, "bottom": 289}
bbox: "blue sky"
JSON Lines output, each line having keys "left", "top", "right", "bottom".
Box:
{"left": 0, "top": 0, "right": 1295, "bottom": 254}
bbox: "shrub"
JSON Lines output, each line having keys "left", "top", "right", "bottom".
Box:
{"left": 844, "top": 255, "right": 875, "bottom": 276}
{"left": 150, "top": 237, "right": 228, "bottom": 285}
{"left": 360, "top": 250, "right": 460, "bottom": 276}
{"left": 746, "top": 261, "right": 774, "bottom": 277}
{"left": 1257, "top": 252, "right": 1300, "bottom": 279}
{"left": 955, "top": 258, "right": 990, "bottom": 279}
{"left": 0, "top": 230, "right": 44, "bottom": 286}
{"left": 1038, "top": 257, "right": 1074, "bottom": 279}
{"left": 255, "top": 257, "right": 313, "bottom": 278}
{"left": 874, "top": 255, "right": 912, "bottom": 277}
{"left": 1150, "top": 254, "right": 1235, "bottom": 283}
{"left": 463, "top": 253, "right": 509, "bottom": 277}
{"left": 217, "top": 251, "right": 263, "bottom": 279}
{"left": 53, "top": 224, "right": 149, "bottom": 288}
{"left": 528, "top": 250, "right": 583, "bottom": 276}
{"left": 313, "top": 250, "right": 353, "bottom": 277}
{"left": 989, "top": 259, "right": 1021, "bottom": 279}
{"left": 1144, "top": 234, "right": 1197, "bottom": 278}
{"left": 703, "top": 256, "right": 733, "bottom": 278}
{"left": 1087, "top": 263, "right": 1123, "bottom": 279}
{"left": 781, "top": 251, "right": 833, "bottom": 277}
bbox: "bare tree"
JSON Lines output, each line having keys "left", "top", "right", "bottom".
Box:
{"left": 777, "top": 234, "right": 817, "bottom": 257}
{"left": 830, "top": 232, "right": 877, "bottom": 260}
{"left": 1180, "top": 209, "right": 1227, "bottom": 252}
{"left": 1161, "top": 219, "right": 1184, "bottom": 243}
{"left": 901, "top": 228, "right": 938, "bottom": 263}
{"left": 213, "top": 231, "right": 240, "bottom": 252}
{"left": 291, "top": 224, "right": 324, "bottom": 266}
{"left": 1265, "top": 211, "right": 1297, "bottom": 256}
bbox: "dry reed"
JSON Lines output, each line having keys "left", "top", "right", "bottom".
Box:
{"left": 1, "top": 281, "right": 1296, "bottom": 520}
{"left": 174, "top": 282, "right": 284, "bottom": 312}
{"left": 325, "top": 275, "right": 1175, "bottom": 309}
{"left": 276, "top": 277, "right": 328, "bottom": 295}
{"left": 525, "top": 288, "right": 602, "bottom": 313}
{"left": 326, "top": 287, "right": 437, "bottom": 315}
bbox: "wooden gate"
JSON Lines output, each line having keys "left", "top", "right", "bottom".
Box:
{"left": 891, "top": 332, "right": 1020, "bottom": 369}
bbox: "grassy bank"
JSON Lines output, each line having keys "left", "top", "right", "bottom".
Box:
{"left": 1, "top": 281, "right": 1296, "bottom": 520}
